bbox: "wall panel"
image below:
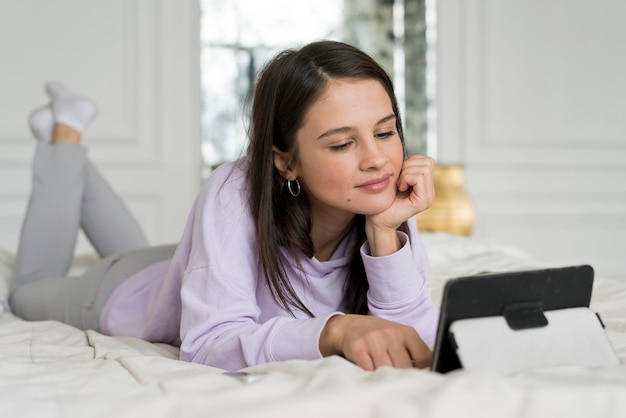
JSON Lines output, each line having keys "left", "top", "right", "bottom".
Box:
{"left": 438, "top": 0, "right": 626, "bottom": 279}
{"left": 0, "top": 0, "right": 201, "bottom": 254}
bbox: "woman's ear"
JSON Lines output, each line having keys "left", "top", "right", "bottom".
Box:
{"left": 272, "top": 146, "right": 297, "bottom": 179}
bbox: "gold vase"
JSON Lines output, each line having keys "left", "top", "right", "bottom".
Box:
{"left": 415, "top": 164, "right": 474, "bottom": 236}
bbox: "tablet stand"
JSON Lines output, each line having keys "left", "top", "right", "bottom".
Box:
{"left": 449, "top": 306, "right": 619, "bottom": 375}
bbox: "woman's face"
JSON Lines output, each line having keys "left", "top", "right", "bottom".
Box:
{"left": 287, "top": 78, "right": 404, "bottom": 221}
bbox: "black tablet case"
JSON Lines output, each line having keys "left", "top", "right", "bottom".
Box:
{"left": 430, "top": 265, "right": 594, "bottom": 373}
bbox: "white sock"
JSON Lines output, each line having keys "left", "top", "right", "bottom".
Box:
{"left": 28, "top": 105, "right": 54, "bottom": 142}
{"left": 45, "top": 81, "right": 98, "bottom": 133}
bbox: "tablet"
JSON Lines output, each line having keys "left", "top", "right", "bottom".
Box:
{"left": 447, "top": 306, "right": 618, "bottom": 375}
{"left": 430, "top": 264, "right": 595, "bottom": 373}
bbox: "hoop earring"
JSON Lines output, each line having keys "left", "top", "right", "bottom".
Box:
{"left": 287, "top": 178, "right": 301, "bottom": 197}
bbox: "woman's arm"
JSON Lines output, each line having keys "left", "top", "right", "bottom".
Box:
{"left": 363, "top": 220, "right": 439, "bottom": 343}
{"left": 318, "top": 221, "right": 438, "bottom": 370}
{"left": 177, "top": 162, "right": 337, "bottom": 371}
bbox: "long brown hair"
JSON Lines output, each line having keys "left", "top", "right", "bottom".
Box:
{"left": 246, "top": 41, "right": 408, "bottom": 316}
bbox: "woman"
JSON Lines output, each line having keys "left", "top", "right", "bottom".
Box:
{"left": 10, "top": 40, "right": 439, "bottom": 372}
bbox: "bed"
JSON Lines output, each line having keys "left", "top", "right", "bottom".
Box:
{"left": 1, "top": 232, "right": 626, "bottom": 418}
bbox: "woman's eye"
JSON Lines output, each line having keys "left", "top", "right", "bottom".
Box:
{"left": 375, "top": 131, "right": 396, "bottom": 139}
{"left": 329, "top": 142, "right": 351, "bottom": 152}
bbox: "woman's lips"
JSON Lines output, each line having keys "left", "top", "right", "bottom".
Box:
{"left": 357, "top": 174, "right": 392, "bottom": 192}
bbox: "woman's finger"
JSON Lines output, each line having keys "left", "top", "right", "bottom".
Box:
{"left": 406, "top": 336, "right": 433, "bottom": 369}
{"left": 397, "top": 156, "right": 435, "bottom": 192}
{"left": 387, "top": 344, "right": 415, "bottom": 369}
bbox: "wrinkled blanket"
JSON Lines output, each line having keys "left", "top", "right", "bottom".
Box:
{"left": 1, "top": 233, "right": 626, "bottom": 418}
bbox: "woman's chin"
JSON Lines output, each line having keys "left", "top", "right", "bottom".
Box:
{"left": 353, "top": 196, "right": 396, "bottom": 216}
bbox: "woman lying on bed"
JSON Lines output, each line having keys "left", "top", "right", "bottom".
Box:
{"left": 10, "top": 40, "right": 439, "bottom": 372}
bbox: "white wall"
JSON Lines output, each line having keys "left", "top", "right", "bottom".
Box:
{"left": 1, "top": 0, "right": 623, "bottom": 282}
{"left": 0, "top": 0, "right": 201, "bottom": 253}
{"left": 437, "top": 0, "right": 626, "bottom": 279}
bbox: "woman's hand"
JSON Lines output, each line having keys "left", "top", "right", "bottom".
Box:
{"left": 395, "top": 154, "right": 436, "bottom": 214}
{"left": 319, "top": 314, "right": 432, "bottom": 370}
{"left": 376, "top": 155, "right": 435, "bottom": 229}
{"left": 365, "top": 155, "right": 435, "bottom": 256}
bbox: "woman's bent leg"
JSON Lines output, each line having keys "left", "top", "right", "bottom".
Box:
{"left": 81, "top": 161, "right": 149, "bottom": 258}
{"left": 12, "top": 143, "right": 87, "bottom": 291}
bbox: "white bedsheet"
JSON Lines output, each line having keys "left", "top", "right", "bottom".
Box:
{"left": 1, "top": 233, "right": 626, "bottom": 418}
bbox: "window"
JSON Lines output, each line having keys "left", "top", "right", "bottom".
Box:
{"left": 200, "top": 0, "right": 436, "bottom": 176}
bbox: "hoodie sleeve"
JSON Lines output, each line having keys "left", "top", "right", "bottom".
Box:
{"left": 360, "top": 218, "right": 439, "bottom": 345}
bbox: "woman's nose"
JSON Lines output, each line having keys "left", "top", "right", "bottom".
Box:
{"left": 359, "top": 136, "right": 386, "bottom": 170}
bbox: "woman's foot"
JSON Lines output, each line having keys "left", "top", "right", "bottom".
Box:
{"left": 28, "top": 105, "right": 54, "bottom": 142}
{"left": 45, "top": 81, "right": 98, "bottom": 133}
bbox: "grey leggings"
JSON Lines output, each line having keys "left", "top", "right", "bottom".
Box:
{"left": 9, "top": 143, "right": 176, "bottom": 331}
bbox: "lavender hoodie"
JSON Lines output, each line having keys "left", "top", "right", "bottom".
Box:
{"left": 100, "top": 160, "right": 439, "bottom": 371}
